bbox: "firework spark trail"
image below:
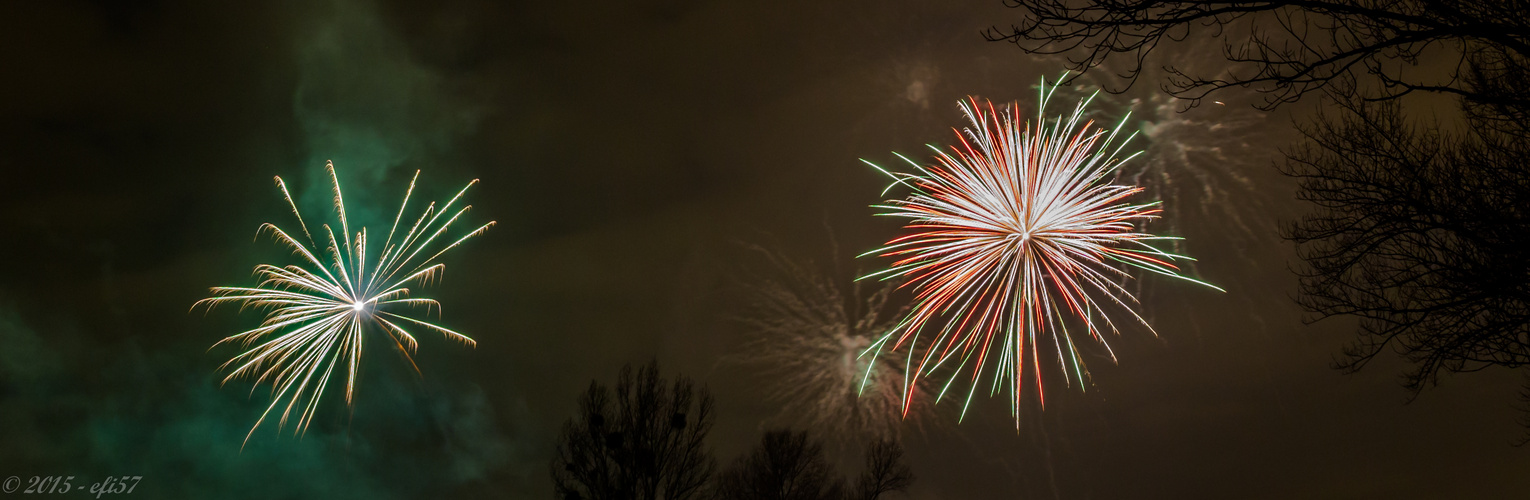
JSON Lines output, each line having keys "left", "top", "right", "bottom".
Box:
{"left": 861, "top": 76, "right": 1222, "bottom": 426}
{"left": 195, "top": 161, "right": 494, "bottom": 444}
{"left": 736, "top": 244, "right": 927, "bottom": 443}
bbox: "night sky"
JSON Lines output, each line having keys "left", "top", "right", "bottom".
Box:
{"left": 3, "top": 1, "right": 1528, "bottom": 498}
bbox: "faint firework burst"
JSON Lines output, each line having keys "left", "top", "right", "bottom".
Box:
{"left": 736, "top": 243, "right": 929, "bottom": 443}
{"left": 196, "top": 161, "right": 494, "bottom": 443}
{"left": 861, "top": 76, "right": 1221, "bottom": 425}
{"left": 1050, "top": 74, "right": 1283, "bottom": 333}
{"left": 1054, "top": 75, "right": 1278, "bottom": 248}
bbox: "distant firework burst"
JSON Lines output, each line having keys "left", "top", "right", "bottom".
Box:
{"left": 196, "top": 161, "right": 494, "bottom": 443}
{"left": 862, "top": 77, "right": 1221, "bottom": 424}
{"left": 737, "top": 244, "right": 927, "bottom": 442}
{"left": 1047, "top": 74, "right": 1279, "bottom": 249}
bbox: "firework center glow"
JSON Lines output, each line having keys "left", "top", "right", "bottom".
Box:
{"left": 351, "top": 300, "right": 367, "bottom": 312}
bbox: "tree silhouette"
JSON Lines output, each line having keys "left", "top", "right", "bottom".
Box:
{"left": 986, "top": 0, "right": 1530, "bottom": 110}
{"left": 1284, "top": 93, "right": 1530, "bottom": 409}
{"left": 848, "top": 440, "right": 914, "bottom": 500}
{"left": 714, "top": 430, "right": 913, "bottom": 500}
{"left": 986, "top": 0, "right": 1530, "bottom": 436}
{"left": 551, "top": 361, "right": 717, "bottom": 500}
{"left": 715, "top": 430, "right": 843, "bottom": 500}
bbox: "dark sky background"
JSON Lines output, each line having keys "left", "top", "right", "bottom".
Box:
{"left": 3, "top": 0, "right": 1528, "bottom": 498}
